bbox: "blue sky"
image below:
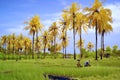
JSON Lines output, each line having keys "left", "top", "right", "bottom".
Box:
{"left": 0, "top": 0, "right": 120, "bottom": 53}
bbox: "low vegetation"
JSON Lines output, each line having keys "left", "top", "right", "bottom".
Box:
{"left": 0, "top": 57, "right": 120, "bottom": 80}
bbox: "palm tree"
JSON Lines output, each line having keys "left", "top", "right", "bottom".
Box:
{"left": 60, "top": 12, "right": 70, "bottom": 58}
{"left": 15, "top": 34, "right": 24, "bottom": 60}
{"left": 42, "top": 31, "right": 49, "bottom": 58}
{"left": 60, "top": 32, "right": 69, "bottom": 58}
{"left": 87, "top": 42, "right": 94, "bottom": 52}
{"left": 11, "top": 33, "right": 16, "bottom": 57}
{"left": 49, "top": 22, "right": 59, "bottom": 58}
{"left": 84, "top": 0, "right": 102, "bottom": 60}
{"left": 23, "top": 37, "right": 31, "bottom": 58}
{"left": 76, "top": 12, "right": 88, "bottom": 58}
{"left": 64, "top": 3, "right": 80, "bottom": 60}
{"left": 1, "top": 35, "right": 7, "bottom": 59}
{"left": 76, "top": 39, "right": 84, "bottom": 52}
{"left": 34, "top": 15, "right": 43, "bottom": 55}
{"left": 35, "top": 36, "right": 42, "bottom": 59}
{"left": 98, "top": 7, "right": 113, "bottom": 59}
{"left": 24, "top": 15, "right": 42, "bottom": 59}
{"left": 7, "top": 34, "right": 12, "bottom": 58}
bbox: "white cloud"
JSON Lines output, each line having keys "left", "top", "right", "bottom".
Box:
{"left": 105, "top": 2, "right": 120, "bottom": 34}
{"left": 57, "top": 0, "right": 67, "bottom": 6}
{"left": 42, "top": 12, "right": 62, "bottom": 30}
{"left": 5, "top": 25, "right": 28, "bottom": 36}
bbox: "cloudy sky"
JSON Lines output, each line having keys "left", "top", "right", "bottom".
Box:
{"left": 0, "top": 0, "right": 120, "bottom": 53}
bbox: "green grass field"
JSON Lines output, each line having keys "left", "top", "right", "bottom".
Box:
{"left": 0, "top": 57, "right": 120, "bottom": 80}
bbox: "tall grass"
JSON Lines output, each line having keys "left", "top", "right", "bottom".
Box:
{"left": 0, "top": 58, "right": 120, "bottom": 80}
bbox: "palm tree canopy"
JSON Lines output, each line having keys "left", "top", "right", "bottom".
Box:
{"left": 24, "top": 15, "right": 43, "bottom": 35}
{"left": 97, "top": 7, "right": 113, "bottom": 34}
{"left": 60, "top": 33, "right": 69, "bottom": 48}
{"left": 23, "top": 37, "right": 32, "bottom": 49}
{"left": 1, "top": 35, "right": 7, "bottom": 45}
{"left": 76, "top": 12, "right": 88, "bottom": 34}
{"left": 42, "top": 30, "right": 49, "bottom": 45}
{"left": 76, "top": 39, "right": 84, "bottom": 48}
{"left": 87, "top": 42, "right": 94, "bottom": 50}
{"left": 49, "top": 22, "right": 59, "bottom": 37}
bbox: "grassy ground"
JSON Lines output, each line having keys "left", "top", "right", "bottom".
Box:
{"left": 0, "top": 57, "right": 120, "bottom": 80}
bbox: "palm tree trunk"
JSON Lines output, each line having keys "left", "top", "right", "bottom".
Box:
{"left": 73, "top": 13, "right": 76, "bottom": 60}
{"left": 54, "top": 36, "right": 56, "bottom": 58}
{"left": 25, "top": 45, "right": 27, "bottom": 59}
{"left": 44, "top": 43, "right": 46, "bottom": 59}
{"left": 65, "top": 30, "right": 67, "bottom": 58}
{"left": 101, "top": 30, "right": 105, "bottom": 60}
{"left": 4, "top": 43, "right": 7, "bottom": 60}
{"left": 63, "top": 46, "right": 65, "bottom": 58}
{"left": 95, "top": 21, "right": 98, "bottom": 60}
{"left": 80, "top": 26, "right": 82, "bottom": 58}
{"left": 103, "top": 30, "right": 105, "bottom": 58}
{"left": 101, "top": 32, "right": 103, "bottom": 60}
{"left": 36, "top": 31, "right": 39, "bottom": 59}
{"left": 32, "top": 32, "right": 35, "bottom": 59}
{"left": 13, "top": 43, "right": 15, "bottom": 59}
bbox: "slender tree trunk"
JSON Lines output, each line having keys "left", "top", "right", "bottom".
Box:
{"left": 95, "top": 21, "right": 98, "bottom": 60}
{"left": 32, "top": 32, "right": 35, "bottom": 59}
{"left": 63, "top": 46, "right": 65, "bottom": 58}
{"left": 101, "top": 30, "right": 105, "bottom": 60}
{"left": 65, "top": 30, "right": 67, "bottom": 58}
{"left": 4, "top": 43, "right": 7, "bottom": 60}
{"left": 36, "top": 31, "right": 39, "bottom": 59}
{"left": 44, "top": 43, "right": 46, "bottom": 59}
{"left": 54, "top": 36, "right": 56, "bottom": 58}
{"left": 103, "top": 30, "right": 105, "bottom": 58}
{"left": 101, "top": 33, "right": 103, "bottom": 60}
{"left": 73, "top": 13, "right": 76, "bottom": 60}
{"left": 7, "top": 48, "right": 9, "bottom": 59}
{"left": 13, "top": 43, "right": 15, "bottom": 59}
{"left": 25, "top": 46, "right": 27, "bottom": 59}
{"left": 80, "top": 26, "right": 82, "bottom": 58}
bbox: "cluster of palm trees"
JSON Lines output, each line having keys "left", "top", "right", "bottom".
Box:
{"left": 0, "top": 33, "right": 32, "bottom": 59}
{"left": 0, "top": 0, "right": 113, "bottom": 60}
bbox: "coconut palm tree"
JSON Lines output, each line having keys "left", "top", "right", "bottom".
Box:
{"left": 11, "top": 33, "right": 16, "bottom": 56}
{"left": 97, "top": 7, "right": 113, "bottom": 59}
{"left": 23, "top": 37, "right": 32, "bottom": 58}
{"left": 34, "top": 15, "right": 43, "bottom": 54}
{"left": 87, "top": 42, "right": 94, "bottom": 52}
{"left": 42, "top": 30, "right": 49, "bottom": 58}
{"left": 24, "top": 15, "right": 42, "bottom": 59}
{"left": 56, "top": 43, "right": 62, "bottom": 52}
{"left": 7, "top": 34, "right": 12, "bottom": 58}
{"left": 76, "top": 12, "right": 88, "bottom": 58}
{"left": 63, "top": 2, "right": 80, "bottom": 60}
{"left": 49, "top": 22, "right": 59, "bottom": 58}
{"left": 84, "top": 0, "right": 102, "bottom": 60}
{"left": 1, "top": 35, "right": 7, "bottom": 59}
{"left": 60, "top": 32, "right": 69, "bottom": 58}
{"left": 76, "top": 39, "right": 84, "bottom": 51}
{"left": 59, "top": 12, "right": 70, "bottom": 58}
{"left": 15, "top": 34, "right": 24, "bottom": 60}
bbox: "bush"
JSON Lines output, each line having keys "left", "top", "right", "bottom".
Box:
{"left": 0, "top": 52, "right": 4, "bottom": 59}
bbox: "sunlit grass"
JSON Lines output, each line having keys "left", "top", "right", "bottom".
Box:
{"left": 0, "top": 58, "right": 120, "bottom": 80}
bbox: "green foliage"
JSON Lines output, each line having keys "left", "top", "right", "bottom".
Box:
{"left": 112, "top": 45, "right": 119, "bottom": 56}
{"left": 0, "top": 52, "right": 4, "bottom": 59}
{"left": 115, "top": 50, "right": 120, "bottom": 57}
{"left": 105, "top": 46, "right": 112, "bottom": 54}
